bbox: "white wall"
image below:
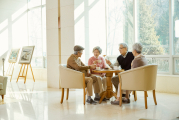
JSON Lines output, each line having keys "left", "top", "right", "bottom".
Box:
{"left": 46, "top": 0, "right": 59, "bottom": 88}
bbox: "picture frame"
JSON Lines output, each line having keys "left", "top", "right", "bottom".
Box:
{"left": 8, "top": 48, "right": 20, "bottom": 63}
{"left": 18, "top": 46, "right": 35, "bottom": 64}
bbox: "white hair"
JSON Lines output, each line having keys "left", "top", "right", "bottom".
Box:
{"left": 132, "top": 43, "right": 143, "bottom": 53}
{"left": 119, "top": 43, "right": 128, "bottom": 51}
{"left": 93, "top": 46, "right": 102, "bottom": 54}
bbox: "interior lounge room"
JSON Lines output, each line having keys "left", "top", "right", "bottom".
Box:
{"left": 0, "top": 0, "right": 179, "bottom": 120}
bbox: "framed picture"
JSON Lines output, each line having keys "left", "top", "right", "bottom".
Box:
{"left": 8, "top": 48, "right": 20, "bottom": 63}
{"left": 18, "top": 46, "right": 35, "bottom": 64}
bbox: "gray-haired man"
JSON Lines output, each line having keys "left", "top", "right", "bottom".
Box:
{"left": 106, "top": 43, "right": 134, "bottom": 100}
{"left": 67, "top": 45, "right": 106, "bottom": 104}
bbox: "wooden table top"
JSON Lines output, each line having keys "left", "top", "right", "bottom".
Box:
{"left": 92, "top": 69, "right": 124, "bottom": 73}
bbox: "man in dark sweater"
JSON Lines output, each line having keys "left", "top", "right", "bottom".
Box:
{"left": 106, "top": 43, "right": 134, "bottom": 97}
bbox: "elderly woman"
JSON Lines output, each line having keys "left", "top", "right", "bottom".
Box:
{"left": 88, "top": 46, "right": 107, "bottom": 94}
{"left": 111, "top": 43, "right": 148, "bottom": 105}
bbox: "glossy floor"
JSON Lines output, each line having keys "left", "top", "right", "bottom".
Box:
{"left": 0, "top": 79, "right": 179, "bottom": 120}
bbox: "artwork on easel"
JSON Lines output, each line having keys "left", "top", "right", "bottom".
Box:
{"left": 8, "top": 49, "right": 20, "bottom": 63}
{"left": 18, "top": 46, "right": 35, "bottom": 64}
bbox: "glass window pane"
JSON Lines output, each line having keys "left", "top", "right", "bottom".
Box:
{"left": 107, "top": 0, "right": 134, "bottom": 55}
{"left": 137, "top": 0, "right": 169, "bottom": 55}
{"left": 42, "top": 6, "right": 46, "bottom": 57}
{"left": 28, "top": 8, "right": 43, "bottom": 67}
{"left": 28, "top": 0, "right": 41, "bottom": 8}
{"left": 146, "top": 58, "right": 169, "bottom": 73}
{"left": 173, "top": 0, "right": 179, "bottom": 55}
{"left": 42, "top": 0, "right": 46, "bottom": 5}
{"left": 174, "top": 58, "right": 179, "bottom": 74}
{"left": 31, "top": 57, "right": 43, "bottom": 68}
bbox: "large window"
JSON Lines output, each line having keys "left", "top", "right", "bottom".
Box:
{"left": 27, "top": 0, "right": 46, "bottom": 68}
{"left": 107, "top": 0, "right": 134, "bottom": 55}
{"left": 106, "top": 0, "right": 179, "bottom": 75}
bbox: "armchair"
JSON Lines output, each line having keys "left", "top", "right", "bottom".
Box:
{"left": 59, "top": 64, "right": 86, "bottom": 105}
{"left": 118, "top": 65, "right": 158, "bottom": 109}
{"left": 0, "top": 76, "right": 8, "bottom": 99}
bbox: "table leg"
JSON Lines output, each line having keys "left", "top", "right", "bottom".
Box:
{"left": 110, "top": 91, "right": 117, "bottom": 99}
{"left": 99, "top": 73, "right": 118, "bottom": 104}
{"left": 99, "top": 91, "right": 107, "bottom": 104}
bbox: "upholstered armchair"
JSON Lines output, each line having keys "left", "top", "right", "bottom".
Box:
{"left": 59, "top": 64, "right": 86, "bottom": 105}
{"left": 118, "top": 65, "right": 158, "bottom": 109}
{"left": 0, "top": 76, "right": 8, "bottom": 99}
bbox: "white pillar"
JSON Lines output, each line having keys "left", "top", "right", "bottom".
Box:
{"left": 46, "top": 0, "right": 75, "bottom": 88}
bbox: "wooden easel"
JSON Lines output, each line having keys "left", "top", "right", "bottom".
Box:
{"left": 6, "top": 63, "right": 16, "bottom": 82}
{"left": 16, "top": 64, "right": 35, "bottom": 84}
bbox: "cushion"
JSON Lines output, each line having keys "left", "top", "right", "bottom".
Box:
{"left": 0, "top": 83, "right": 3, "bottom": 90}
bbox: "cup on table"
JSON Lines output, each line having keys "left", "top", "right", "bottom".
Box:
{"left": 96, "top": 67, "right": 100, "bottom": 70}
{"left": 113, "top": 66, "right": 121, "bottom": 70}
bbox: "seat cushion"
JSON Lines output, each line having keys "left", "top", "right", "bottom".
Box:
{"left": 0, "top": 83, "right": 3, "bottom": 90}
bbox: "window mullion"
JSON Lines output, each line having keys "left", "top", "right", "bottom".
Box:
{"left": 169, "top": 0, "right": 174, "bottom": 75}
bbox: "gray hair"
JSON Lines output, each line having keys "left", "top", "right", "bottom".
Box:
{"left": 93, "top": 46, "right": 102, "bottom": 54}
{"left": 119, "top": 43, "right": 128, "bottom": 51}
{"left": 74, "top": 50, "right": 83, "bottom": 55}
{"left": 132, "top": 43, "right": 143, "bottom": 53}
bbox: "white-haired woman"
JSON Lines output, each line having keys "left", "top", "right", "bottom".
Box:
{"left": 88, "top": 46, "right": 107, "bottom": 95}
{"left": 111, "top": 43, "right": 148, "bottom": 105}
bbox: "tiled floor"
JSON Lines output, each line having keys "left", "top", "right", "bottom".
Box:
{"left": 0, "top": 79, "right": 179, "bottom": 120}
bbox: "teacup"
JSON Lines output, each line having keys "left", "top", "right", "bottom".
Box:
{"left": 96, "top": 67, "right": 100, "bottom": 70}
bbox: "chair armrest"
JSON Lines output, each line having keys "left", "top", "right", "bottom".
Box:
{"left": 59, "top": 66, "right": 84, "bottom": 89}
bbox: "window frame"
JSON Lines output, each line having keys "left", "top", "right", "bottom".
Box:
{"left": 106, "top": 0, "right": 179, "bottom": 75}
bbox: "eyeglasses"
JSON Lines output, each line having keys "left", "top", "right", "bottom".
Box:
{"left": 118, "top": 47, "right": 124, "bottom": 50}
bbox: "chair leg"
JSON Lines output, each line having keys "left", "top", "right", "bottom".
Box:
{"left": 60, "top": 88, "right": 64, "bottom": 104}
{"left": 144, "top": 91, "right": 148, "bottom": 109}
{"left": 153, "top": 90, "right": 157, "bottom": 105}
{"left": 66, "top": 88, "right": 69, "bottom": 100}
{"left": 83, "top": 88, "right": 86, "bottom": 105}
{"left": 1, "top": 95, "right": 4, "bottom": 99}
{"left": 134, "top": 91, "right": 137, "bottom": 101}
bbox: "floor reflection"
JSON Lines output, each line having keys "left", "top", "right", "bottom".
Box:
{"left": 0, "top": 80, "right": 179, "bottom": 120}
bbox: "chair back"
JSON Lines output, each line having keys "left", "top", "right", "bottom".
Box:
{"left": 120, "top": 65, "right": 158, "bottom": 91}
{"left": 59, "top": 64, "right": 84, "bottom": 89}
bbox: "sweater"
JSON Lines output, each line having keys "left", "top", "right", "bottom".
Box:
{"left": 117, "top": 52, "right": 134, "bottom": 71}
{"left": 131, "top": 54, "right": 148, "bottom": 69}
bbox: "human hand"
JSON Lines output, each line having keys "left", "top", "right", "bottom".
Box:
{"left": 93, "top": 60, "right": 98, "bottom": 64}
{"left": 90, "top": 64, "right": 96, "bottom": 69}
{"left": 105, "top": 59, "right": 111, "bottom": 65}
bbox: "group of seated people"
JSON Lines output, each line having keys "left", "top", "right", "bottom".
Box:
{"left": 67, "top": 43, "right": 148, "bottom": 105}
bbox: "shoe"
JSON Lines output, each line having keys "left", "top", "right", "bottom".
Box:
{"left": 122, "top": 94, "right": 130, "bottom": 98}
{"left": 94, "top": 97, "right": 107, "bottom": 101}
{"left": 86, "top": 99, "right": 97, "bottom": 104}
{"left": 122, "top": 98, "right": 130, "bottom": 103}
{"left": 111, "top": 100, "right": 119, "bottom": 105}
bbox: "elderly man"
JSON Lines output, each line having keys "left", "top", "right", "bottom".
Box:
{"left": 67, "top": 45, "right": 105, "bottom": 105}
{"left": 111, "top": 43, "right": 148, "bottom": 105}
{"left": 106, "top": 43, "right": 134, "bottom": 97}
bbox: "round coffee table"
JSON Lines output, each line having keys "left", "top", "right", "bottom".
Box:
{"left": 92, "top": 69, "right": 124, "bottom": 103}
